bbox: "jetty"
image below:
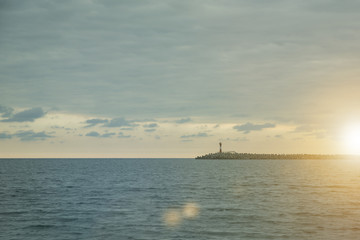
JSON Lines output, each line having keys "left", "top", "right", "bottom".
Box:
{"left": 195, "top": 152, "right": 346, "bottom": 160}
{"left": 196, "top": 142, "right": 348, "bottom": 160}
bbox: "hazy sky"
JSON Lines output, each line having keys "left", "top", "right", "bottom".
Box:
{"left": 1, "top": 0, "right": 360, "bottom": 157}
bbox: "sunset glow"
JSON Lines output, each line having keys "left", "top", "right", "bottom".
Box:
{"left": 343, "top": 124, "right": 360, "bottom": 155}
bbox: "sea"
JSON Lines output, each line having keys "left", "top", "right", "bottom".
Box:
{"left": 1, "top": 158, "right": 360, "bottom": 240}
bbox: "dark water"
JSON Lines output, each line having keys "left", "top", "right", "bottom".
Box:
{"left": 1, "top": 158, "right": 360, "bottom": 240}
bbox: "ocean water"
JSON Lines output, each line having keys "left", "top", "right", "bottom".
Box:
{"left": 1, "top": 158, "right": 360, "bottom": 240}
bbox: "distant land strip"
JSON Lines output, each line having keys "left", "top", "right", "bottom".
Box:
{"left": 195, "top": 152, "right": 353, "bottom": 160}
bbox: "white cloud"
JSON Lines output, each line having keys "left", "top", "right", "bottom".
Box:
{"left": 233, "top": 122, "right": 276, "bottom": 134}
{"left": 85, "top": 131, "right": 116, "bottom": 138}
{"left": 1, "top": 130, "right": 54, "bottom": 141}
{"left": 181, "top": 132, "right": 211, "bottom": 138}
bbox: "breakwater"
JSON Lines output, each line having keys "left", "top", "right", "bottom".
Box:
{"left": 196, "top": 152, "right": 350, "bottom": 160}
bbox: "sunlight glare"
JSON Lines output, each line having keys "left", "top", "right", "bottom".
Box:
{"left": 163, "top": 209, "right": 182, "bottom": 227}
{"left": 182, "top": 203, "right": 199, "bottom": 219}
{"left": 343, "top": 124, "right": 360, "bottom": 155}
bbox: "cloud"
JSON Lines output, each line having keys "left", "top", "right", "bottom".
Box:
{"left": 101, "top": 132, "right": 116, "bottom": 138}
{"left": 14, "top": 130, "right": 54, "bottom": 141}
{"left": 225, "top": 137, "right": 248, "bottom": 142}
{"left": 1, "top": 1, "right": 360, "bottom": 125}
{"left": 233, "top": 122, "right": 276, "bottom": 134}
{"left": 1, "top": 107, "right": 45, "bottom": 122}
{"left": 305, "top": 131, "right": 328, "bottom": 139}
{"left": 230, "top": 113, "right": 248, "bottom": 118}
{"left": 0, "top": 132, "right": 12, "bottom": 139}
{"left": 0, "top": 105, "right": 14, "bottom": 118}
{"left": 121, "top": 127, "right": 135, "bottom": 131}
{"left": 0, "top": 130, "right": 54, "bottom": 141}
{"left": 132, "top": 118, "right": 156, "bottom": 122}
{"left": 84, "top": 118, "right": 109, "bottom": 128}
{"left": 85, "top": 131, "right": 116, "bottom": 138}
{"left": 103, "top": 118, "right": 138, "bottom": 128}
{"left": 51, "top": 126, "right": 72, "bottom": 131}
{"left": 145, "top": 129, "right": 156, "bottom": 133}
{"left": 86, "top": 131, "right": 100, "bottom": 137}
{"left": 143, "top": 123, "right": 158, "bottom": 128}
{"left": 181, "top": 132, "right": 210, "bottom": 138}
{"left": 291, "top": 125, "right": 314, "bottom": 133}
{"left": 118, "top": 132, "right": 131, "bottom": 138}
{"left": 143, "top": 123, "right": 158, "bottom": 132}
{"left": 176, "top": 118, "right": 192, "bottom": 124}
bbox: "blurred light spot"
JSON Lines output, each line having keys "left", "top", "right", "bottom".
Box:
{"left": 182, "top": 202, "right": 199, "bottom": 219}
{"left": 163, "top": 209, "right": 182, "bottom": 227}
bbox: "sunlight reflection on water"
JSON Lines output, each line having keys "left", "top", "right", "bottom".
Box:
{"left": 163, "top": 202, "right": 200, "bottom": 227}
{"left": 163, "top": 209, "right": 182, "bottom": 227}
{"left": 182, "top": 202, "right": 199, "bottom": 219}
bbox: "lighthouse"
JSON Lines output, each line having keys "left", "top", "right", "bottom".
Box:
{"left": 219, "top": 142, "right": 222, "bottom": 153}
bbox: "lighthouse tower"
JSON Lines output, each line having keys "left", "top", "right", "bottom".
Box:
{"left": 219, "top": 142, "right": 222, "bottom": 153}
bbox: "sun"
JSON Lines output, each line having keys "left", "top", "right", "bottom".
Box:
{"left": 343, "top": 124, "right": 360, "bottom": 155}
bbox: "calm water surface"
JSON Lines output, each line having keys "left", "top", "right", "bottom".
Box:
{"left": 1, "top": 158, "right": 360, "bottom": 239}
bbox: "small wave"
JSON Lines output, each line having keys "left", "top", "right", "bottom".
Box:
{"left": 0, "top": 211, "right": 28, "bottom": 215}
{"left": 24, "top": 224, "right": 57, "bottom": 229}
{"left": 58, "top": 217, "right": 79, "bottom": 222}
{"left": 185, "top": 229, "right": 241, "bottom": 237}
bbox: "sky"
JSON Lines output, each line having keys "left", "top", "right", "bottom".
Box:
{"left": 1, "top": 0, "right": 360, "bottom": 157}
